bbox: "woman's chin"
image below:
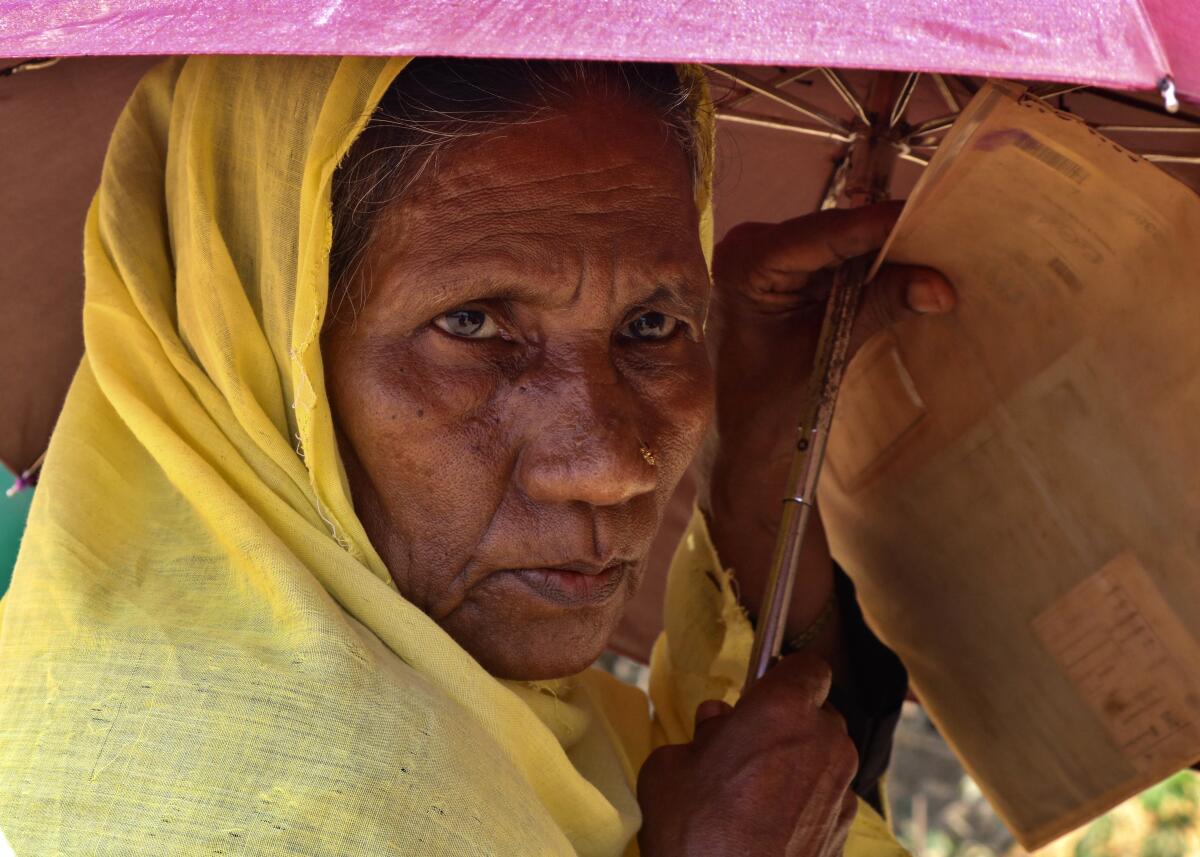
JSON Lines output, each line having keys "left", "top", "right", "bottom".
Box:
{"left": 439, "top": 563, "right": 640, "bottom": 680}
{"left": 483, "top": 642, "right": 612, "bottom": 682}
{"left": 447, "top": 603, "right": 628, "bottom": 681}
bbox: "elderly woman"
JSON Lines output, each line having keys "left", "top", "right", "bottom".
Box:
{"left": 0, "top": 56, "right": 953, "bottom": 855}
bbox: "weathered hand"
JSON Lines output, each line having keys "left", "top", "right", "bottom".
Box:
{"left": 637, "top": 654, "right": 858, "bottom": 857}
{"left": 703, "top": 202, "right": 956, "bottom": 648}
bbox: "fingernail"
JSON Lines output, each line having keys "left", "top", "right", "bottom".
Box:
{"left": 909, "top": 278, "right": 948, "bottom": 313}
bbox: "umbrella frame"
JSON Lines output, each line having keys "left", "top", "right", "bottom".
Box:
{"left": 705, "top": 66, "right": 1200, "bottom": 688}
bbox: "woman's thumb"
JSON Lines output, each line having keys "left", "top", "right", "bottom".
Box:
{"left": 693, "top": 698, "right": 734, "bottom": 738}
{"left": 851, "top": 264, "right": 955, "bottom": 354}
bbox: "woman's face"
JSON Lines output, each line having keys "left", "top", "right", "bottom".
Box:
{"left": 324, "top": 95, "right": 714, "bottom": 680}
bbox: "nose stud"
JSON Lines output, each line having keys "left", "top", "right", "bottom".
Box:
{"left": 639, "top": 443, "right": 657, "bottom": 467}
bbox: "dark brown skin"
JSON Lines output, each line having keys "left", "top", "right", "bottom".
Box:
{"left": 324, "top": 96, "right": 714, "bottom": 681}
{"left": 637, "top": 655, "right": 859, "bottom": 857}
{"left": 324, "top": 92, "right": 955, "bottom": 855}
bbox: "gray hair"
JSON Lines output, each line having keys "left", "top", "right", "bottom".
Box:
{"left": 327, "top": 58, "right": 706, "bottom": 326}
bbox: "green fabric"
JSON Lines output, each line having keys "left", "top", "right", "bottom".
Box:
{"left": 0, "top": 470, "right": 32, "bottom": 597}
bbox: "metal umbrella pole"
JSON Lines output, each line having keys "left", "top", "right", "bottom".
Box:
{"left": 741, "top": 72, "right": 905, "bottom": 690}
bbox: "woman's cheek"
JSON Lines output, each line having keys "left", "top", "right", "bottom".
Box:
{"left": 623, "top": 344, "right": 715, "bottom": 470}
{"left": 351, "top": 342, "right": 510, "bottom": 600}
{"left": 365, "top": 332, "right": 505, "bottom": 420}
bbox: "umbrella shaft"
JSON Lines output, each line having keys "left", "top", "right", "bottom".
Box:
{"left": 744, "top": 73, "right": 902, "bottom": 691}
{"left": 744, "top": 254, "right": 871, "bottom": 686}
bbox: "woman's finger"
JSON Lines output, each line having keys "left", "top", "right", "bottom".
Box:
{"left": 719, "top": 202, "right": 905, "bottom": 294}
{"left": 762, "top": 202, "right": 903, "bottom": 273}
{"left": 742, "top": 651, "right": 835, "bottom": 714}
{"left": 695, "top": 699, "right": 733, "bottom": 724}
{"left": 693, "top": 698, "right": 733, "bottom": 741}
{"left": 849, "top": 264, "right": 956, "bottom": 355}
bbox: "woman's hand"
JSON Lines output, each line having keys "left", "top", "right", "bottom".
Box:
{"left": 637, "top": 654, "right": 858, "bottom": 856}
{"left": 702, "top": 202, "right": 956, "bottom": 659}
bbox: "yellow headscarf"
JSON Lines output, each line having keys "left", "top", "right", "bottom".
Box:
{"left": 0, "top": 55, "right": 702, "bottom": 854}
{"left": 0, "top": 55, "right": 904, "bottom": 857}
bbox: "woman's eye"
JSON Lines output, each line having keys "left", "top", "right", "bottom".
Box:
{"left": 433, "top": 308, "right": 500, "bottom": 339}
{"left": 621, "top": 311, "right": 680, "bottom": 342}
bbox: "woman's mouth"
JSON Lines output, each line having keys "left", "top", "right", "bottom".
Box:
{"left": 508, "top": 562, "right": 630, "bottom": 606}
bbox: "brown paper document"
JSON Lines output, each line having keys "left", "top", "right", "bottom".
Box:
{"left": 821, "top": 81, "right": 1200, "bottom": 848}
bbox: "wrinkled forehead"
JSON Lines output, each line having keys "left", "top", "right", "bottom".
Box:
{"left": 406, "top": 99, "right": 699, "bottom": 244}
{"left": 330, "top": 60, "right": 714, "bottom": 282}
{"left": 355, "top": 99, "right": 710, "bottom": 313}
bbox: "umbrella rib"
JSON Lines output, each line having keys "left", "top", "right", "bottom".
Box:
{"left": 0, "top": 57, "right": 62, "bottom": 77}
{"left": 705, "top": 65, "right": 849, "bottom": 135}
{"left": 716, "top": 110, "right": 853, "bottom": 142}
{"left": 890, "top": 73, "right": 921, "bottom": 128}
{"left": 1142, "top": 153, "right": 1200, "bottom": 165}
{"left": 904, "top": 113, "right": 959, "bottom": 141}
{"left": 819, "top": 147, "right": 852, "bottom": 210}
{"left": 891, "top": 131, "right": 935, "bottom": 166}
{"left": 723, "top": 68, "right": 818, "bottom": 110}
{"left": 931, "top": 73, "right": 961, "bottom": 112}
{"left": 819, "top": 67, "right": 870, "bottom": 125}
{"left": 1033, "top": 83, "right": 1090, "bottom": 99}
{"left": 1097, "top": 124, "right": 1200, "bottom": 135}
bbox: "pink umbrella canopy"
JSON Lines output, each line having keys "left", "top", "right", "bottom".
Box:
{"left": 1, "top": 0, "right": 1197, "bottom": 103}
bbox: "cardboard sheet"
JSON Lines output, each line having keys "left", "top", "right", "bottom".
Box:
{"left": 821, "top": 81, "right": 1200, "bottom": 847}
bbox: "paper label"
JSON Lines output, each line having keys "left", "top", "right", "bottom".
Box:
{"left": 1032, "top": 553, "right": 1200, "bottom": 771}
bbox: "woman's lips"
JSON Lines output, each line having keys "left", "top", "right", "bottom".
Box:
{"left": 508, "top": 562, "right": 629, "bottom": 606}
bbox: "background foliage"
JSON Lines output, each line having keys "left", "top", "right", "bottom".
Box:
{"left": 889, "top": 704, "right": 1200, "bottom": 857}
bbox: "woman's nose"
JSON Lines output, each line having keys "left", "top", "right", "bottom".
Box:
{"left": 514, "top": 364, "right": 657, "bottom": 508}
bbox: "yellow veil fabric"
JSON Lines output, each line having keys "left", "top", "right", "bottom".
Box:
{"left": 0, "top": 55, "right": 904, "bottom": 856}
